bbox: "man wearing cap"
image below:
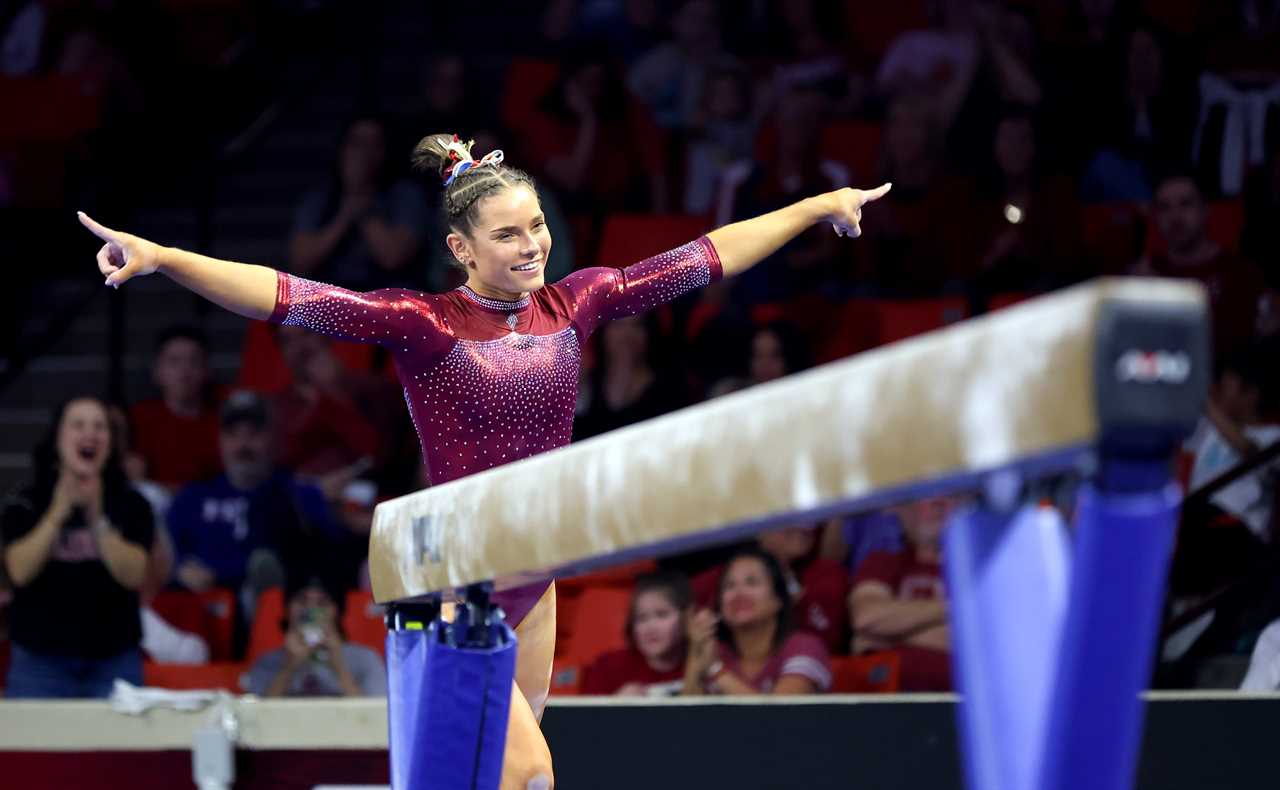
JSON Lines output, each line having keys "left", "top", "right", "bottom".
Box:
{"left": 165, "top": 390, "right": 344, "bottom": 605}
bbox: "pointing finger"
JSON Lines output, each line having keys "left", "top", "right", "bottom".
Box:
{"left": 77, "top": 211, "right": 119, "bottom": 243}
{"left": 859, "top": 182, "right": 893, "bottom": 204}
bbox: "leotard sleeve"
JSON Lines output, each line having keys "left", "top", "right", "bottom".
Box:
{"left": 268, "top": 272, "right": 453, "bottom": 355}
{"left": 557, "top": 236, "right": 723, "bottom": 338}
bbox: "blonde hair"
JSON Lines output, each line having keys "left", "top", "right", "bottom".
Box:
{"left": 411, "top": 132, "right": 539, "bottom": 243}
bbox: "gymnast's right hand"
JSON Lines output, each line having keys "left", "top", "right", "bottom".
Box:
{"left": 78, "top": 211, "right": 163, "bottom": 288}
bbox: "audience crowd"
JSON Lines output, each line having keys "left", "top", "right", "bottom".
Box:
{"left": 1, "top": 0, "right": 1278, "bottom": 697}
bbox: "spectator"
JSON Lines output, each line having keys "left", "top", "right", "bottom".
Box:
{"left": 573, "top": 314, "right": 685, "bottom": 441}
{"left": 1132, "top": 173, "right": 1271, "bottom": 357}
{"left": 271, "top": 324, "right": 384, "bottom": 484}
{"left": 1078, "top": 25, "right": 1194, "bottom": 203}
{"left": 518, "top": 49, "right": 667, "bottom": 214}
{"left": 856, "top": 95, "right": 961, "bottom": 293}
{"left": 166, "top": 391, "right": 345, "bottom": 616}
{"left": 963, "top": 107, "right": 1085, "bottom": 298}
{"left": 129, "top": 326, "right": 223, "bottom": 491}
{"left": 2, "top": 396, "right": 152, "bottom": 697}
{"left": 683, "top": 64, "right": 758, "bottom": 213}
{"left": 716, "top": 84, "right": 848, "bottom": 303}
{"left": 747, "top": 322, "right": 810, "bottom": 386}
{"left": 289, "top": 115, "right": 429, "bottom": 291}
{"left": 821, "top": 510, "right": 906, "bottom": 579}
{"left": 626, "top": 0, "right": 732, "bottom": 130}
{"left": 693, "top": 525, "right": 848, "bottom": 654}
{"left": 1173, "top": 350, "right": 1279, "bottom": 595}
{"left": 683, "top": 547, "right": 831, "bottom": 695}
{"left": 244, "top": 570, "right": 385, "bottom": 697}
{"left": 581, "top": 572, "right": 692, "bottom": 696}
{"left": 875, "top": 0, "right": 982, "bottom": 138}
{"left": 849, "top": 496, "right": 958, "bottom": 692}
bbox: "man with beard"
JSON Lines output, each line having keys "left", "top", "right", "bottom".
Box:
{"left": 165, "top": 391, "right": 346, "bottom": 634}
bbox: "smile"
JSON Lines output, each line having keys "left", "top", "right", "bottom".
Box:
{"left": 510, "top": 260, "right": 540, "bottom": 272}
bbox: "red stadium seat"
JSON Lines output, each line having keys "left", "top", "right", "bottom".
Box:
{"left": 0, "top": 76, "right": 102, "bottom": 144}
{"left": 246, "top": 587, "right": 286, "bottom": 663}
{"left": 501, "top": 59, "right": 561, "bottom": 138}
{"left": 342, "top": 589, "right": 386, "bottom": 656}
{"left": 987, "top": 292, "right": 1035, "bottom": 311}
{"left": 829, "top": 653, "right": 901, "bottom": 693}
{"left": 196, "top": 588, "right": 237, "bottom": 662}
{"left": 595, "top": 215, "right": 711, "bottom": 268}
{"left": 550, "top": 586, "right": 632, "bottom": 695}
{"left": 237, "top": 321, "right": 378, "bottom": 393}
{"left": 872, "top": 298, "right": 969, "bottom": 346}
{"left": 843, "top": 0, "right": 929, "bottom": 61}
{"left": 143, "top": 661, "right": 247, "bottom": 693}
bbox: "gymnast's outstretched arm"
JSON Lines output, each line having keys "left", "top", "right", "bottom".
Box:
{"left": 78, "top": 212, "right": 442, "bottom": 348}
{"left": 79, "top": 212, "right": 278, "bottom": 320}
{"left": 707, "top": 183, "right": 892, "bottom": 278}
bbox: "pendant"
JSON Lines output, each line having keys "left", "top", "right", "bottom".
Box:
{"left": 506, "top": 313, "right": 518, "bottom": 331}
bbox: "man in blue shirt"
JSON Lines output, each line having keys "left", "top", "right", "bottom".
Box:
{"left": 167, "top": 390, "right": 342, "bottom": 597}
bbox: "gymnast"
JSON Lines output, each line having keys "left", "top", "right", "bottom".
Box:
{"left": 78, "top": 133, "right": 890, "bottom": 790}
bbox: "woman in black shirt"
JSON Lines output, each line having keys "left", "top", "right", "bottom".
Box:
{"left": 2, "top": 396, "right": 153, "bottom": 698}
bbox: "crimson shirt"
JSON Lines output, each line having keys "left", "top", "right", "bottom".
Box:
{"left": 581, "top": 648, "right": 684, "bottom": 696}
{"left": 852, "top": 550, "right": 951, "bottom": 691}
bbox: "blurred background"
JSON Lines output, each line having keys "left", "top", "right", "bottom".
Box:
{"left": 0, "top": 0, "right": 1277, "bottom": 707}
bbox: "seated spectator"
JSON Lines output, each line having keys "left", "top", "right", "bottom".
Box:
{"left": 1241, "top": 616, "right": 1280, "bottom": 692}
{"left": 683, "top": 547, "right": 831, "bottom": 695}
{"left": 747, "top": 322, "right": 810, "bottom": 386}
{"left": 573, "top": 314, "right": 685, "bottom": 441}
{"left": 518, "top": 49, "right": 667, "bottom": 214}
{"left": 693, "top": 524, "right": 848, "bottom": 654}
{"left": 715, "top": 84, "right": 848, "bottom": 304}
{"left": 129, "top": 326, "right": 223, "bottom": 491}
{"left": 626, "top": 0, "right": 732, "bottom": 131}
{"left": 271, "top": 324, "right": 384, "bottom": 484}
{"left": 848, "top": 496, "right": 958, "bottom": 692}
{"left": 683, "top": 64, "right": 757, "bottom": 214}
{"left": 2, "top": 396, "right": 152, "bottom": 697}
{"left": 1132, "top": 173, "right": 1271, "bottom": 358}
{"left": 581, "top": 572, "right": 692, "bottom": 696}
{"left": 821, "top": 510, "right": 905, "bottom": 579}
{"left": 166, "top": 391, "right": 345, "bottom": 611}
{"left": 1172, "top": 350, "right": 1279, "bottom": 596}
{"left": 963, "top": 106, "right": 1085, "bottom": 298}
{"left": 289, "top": 115, "right": 429, "bottom": 292}
{"left": 244, "top": 570, "right": 385, "bottom": 697}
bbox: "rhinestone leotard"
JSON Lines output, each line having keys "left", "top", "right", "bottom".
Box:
{"left": 269, "top": 236, "right": 723, "bottom": 621}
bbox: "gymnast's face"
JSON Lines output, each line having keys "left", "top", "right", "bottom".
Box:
{"left": 631, "top": 590, "right": 684, "bottom": 661}
{"left": 453, "top": 184, "right": 552, "bottom": 301}
{"left": 719, "top": 557, "right": 783, "bottom": 629}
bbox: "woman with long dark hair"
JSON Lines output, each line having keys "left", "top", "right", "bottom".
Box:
{"left": 682, "top": 547, "right": 831, "bottom": 695}
{"left": 1, "top": 396, "right": 153, "bottom": 697}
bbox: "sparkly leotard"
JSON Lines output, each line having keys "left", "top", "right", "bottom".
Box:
{"left": 269, "top": 236, "right": 723, "bottom": 621}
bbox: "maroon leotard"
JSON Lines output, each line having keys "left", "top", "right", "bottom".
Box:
{"left": 269, "top": 237, "right": 723, "bottom": 621}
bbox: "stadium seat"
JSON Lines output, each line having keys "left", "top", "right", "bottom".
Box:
{"left": 829, "top": 652, "right": 901, "bottom": 694}
{"left": 237, "top": 321, "right": 378, "bottom": 393}
{"left": 550, "top": 586, "right": 632, "bottom": 695}
{"left": 872, "top": 297, "right": 969, "bottom": 346}
{"left": 246, "top": 587, "right": 286, "bottom": 663}
{"left": 819, "top": 121, "right": 883, "bottom": 182}
{"left": 196, "top": 587, "right": 237, "bottom": 662}
{"left": 342, "top": 589, "right": 386, "bottom": 656}
{"left": 1081, "top": 201, "right": 1144, "bottom": 273}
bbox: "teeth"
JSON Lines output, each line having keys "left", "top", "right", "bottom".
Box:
{"left": 512, "top": 262, "right": 538, "bottom": 272}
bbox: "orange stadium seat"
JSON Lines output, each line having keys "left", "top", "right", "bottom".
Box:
{"left": 343, "top": 589, "right": 387, "bottom": 656}
{"left": 196, "top": 587, "right": 237, "bottom": 662}
{"left": 246, "top": 587, "right": 286, "bottom": 663}
{"left": 829, "top": 653, "right": 901, "bottom": 694}
{"left": 550, "top": 586, "right": 632, "bottom": 695}
{"left": 237, "top": 321, "right": 378, "bottom": 392}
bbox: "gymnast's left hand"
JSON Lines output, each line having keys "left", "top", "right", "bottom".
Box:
{"left": 823, "top": 183, "right": 892, "bottom": 239}
{"left": 78, "top": 211, "right": 163, "bottom": 288}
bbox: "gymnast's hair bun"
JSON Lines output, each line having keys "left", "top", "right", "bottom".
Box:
{"left": 411, "top": 132, "right": 469, "bottom": 178}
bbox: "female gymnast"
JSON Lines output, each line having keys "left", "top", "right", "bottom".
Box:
{"left": 78, "top": 133, "right": 889, "bottom": 790}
